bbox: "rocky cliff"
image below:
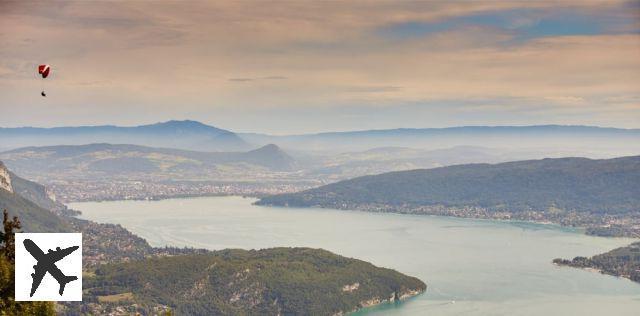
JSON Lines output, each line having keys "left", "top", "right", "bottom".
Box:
{"left": 0, "top": 161, "right": 13, "bottom": 193}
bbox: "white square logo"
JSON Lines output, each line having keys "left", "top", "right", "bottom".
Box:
{"left": 14, "top": 233, "right": 82, "bottom": 301}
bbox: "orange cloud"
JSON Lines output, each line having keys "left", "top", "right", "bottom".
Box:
{"left": 0, "top": 0, "right": 638, "bottom": 130}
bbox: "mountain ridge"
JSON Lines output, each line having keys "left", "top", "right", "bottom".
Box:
{"left": 257, "top": 155, "right": 640, "bottom": 236}
{"left": 246, "top": 124, "right": 640, "bottom": 138}
{"left": 0, "top": 161, "right": 71, "bottom": 233}
{"left": 4, "top": 120, "right": 639, "bottom": 154}
{"left": 0, "top": 143, "right": 298, "bottom": 180}
{"left": 0, "top": 120, "right": 250, "bottom": 152}
{"left": 239, "top": 124, "right": 640, "bottom": 153}
{"left": 259, "top": 155, "right": 640, "bottom": 212}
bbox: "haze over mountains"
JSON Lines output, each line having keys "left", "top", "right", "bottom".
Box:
{"left": 305, "top": 145, "right": 617, "bottom": 182}
{"left": 3, "top": 123, "right": 639, "bottom": 310}
{"left": 0, "top": 143, "right": 297, "bottom": 181}
{"left": 2, "top": 120, "right": 640, "bottom": 158}
{"left": 242, "top": 125, "right": 640, "bottom": 155}
{"left": 3, "top": 120, "right": 639, "bottom": 202}
{"left": 0, "top": 120, "right": 250, "bottom": 152}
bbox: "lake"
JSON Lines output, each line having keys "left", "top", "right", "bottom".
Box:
{"left": 71, "top": 196, "right": 640, "bottom": 315}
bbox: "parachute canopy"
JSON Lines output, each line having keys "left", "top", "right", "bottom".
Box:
{"left": 38, "top": 64, "right": 50, "bottom": 78}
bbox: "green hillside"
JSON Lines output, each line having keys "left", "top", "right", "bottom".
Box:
{"left": 258, "top": 156, "right": 640, "bottom": 214}
{"left": 554, "top": 242, "right": 640, "bottom": 283}
{"left": 0, "top": 189, "right": 70, "bottom": 233}
{"left": 0, "top": 143, "right": 297, "bottom": 179}
{"left": 82, "top": 248, "right": 426, "bottom": 315}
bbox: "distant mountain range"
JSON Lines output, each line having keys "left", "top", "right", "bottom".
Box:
{"left": 3, "top": 121, "right": 639, "bottom": 156}
{"left": 307, "top": 145, "right": 616, "bottom": 182}
{"left": 243, "top": 125, "right": 640, "bottom": 154}
{"left": 258, "top": 155, "right": 640, "bottom": 216}
{"left": 3, "top": 120, "right": 639, "bottom": 204}
{"left": 0, "top": 143, "right": 297, "bottom": 182}
{"left": 0, "top": 120, "right": 250, "bottom": 152}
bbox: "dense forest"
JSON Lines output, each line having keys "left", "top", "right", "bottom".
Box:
{"left": 554, "top": 242, "right": 640, "bottom": 283}
{"left": 76, "top": 247, "right": 426, "bottom": 315}
{"left": 258, "top": 156, "right": 640, "bottom": 214}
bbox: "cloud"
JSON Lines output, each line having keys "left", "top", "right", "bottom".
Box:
{"left": 343, "top": 86, "right": 403, "bottom": 93}
{"left": 262, "top": 76, "right": 288, "bottom": 80}
{"left": 229, "top": 76, "right": 288, "bottom": 82}
{"left": 544, "top": 96, "right": 587, "bottom": 106}
{"left": 0, "top": 0, "right": 638, "bottom": 131}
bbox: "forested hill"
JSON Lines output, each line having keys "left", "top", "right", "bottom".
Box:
{"left": 0, "top": 142, "right": 297, "bottom": 176}
{"left": 554, "top": 242, "right": 640, "bottom": 283}
{"left": 258, "top": 156, "right": 640, "bottom": 214}
{"left": 84, "top": 248, "right": 426, "bottom": 315}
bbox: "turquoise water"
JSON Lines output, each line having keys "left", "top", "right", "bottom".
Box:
{"left": 71, "top": 196, "right": 640, "bottom": 315}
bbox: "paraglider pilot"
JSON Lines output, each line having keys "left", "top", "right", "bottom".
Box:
{"left": 38, "top": 64, "right": 50, "bottom": 97}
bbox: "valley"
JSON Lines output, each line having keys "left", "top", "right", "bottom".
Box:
{"left": 71, "top": 196, "right": 640, "bottom": 315}
{"left": 0, "top": 160, "right": 426, "bottom": 315}
{"left": 4, "top": 2, "right": 640, "bottom": 314}
{"left": 1, "top": 121, "right": 639, "bottom": 315}
{"left": 3, "top": 121, "right": 638, "bottom": 204}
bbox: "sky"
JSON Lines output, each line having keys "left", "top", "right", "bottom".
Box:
{"left": 1, "top": 0, "right": 639, "bottom": 134}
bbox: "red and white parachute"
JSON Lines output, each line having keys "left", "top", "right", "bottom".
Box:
{"left": 37, "top": 64, "right": 51, "bottom": 96}
{"left": 38, "top": 64, "right": 51, "bottom": 78}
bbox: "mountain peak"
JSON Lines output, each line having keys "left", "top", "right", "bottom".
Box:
{"left": 156, "top": 119, "right": 206, "bottom": 127}
{"left": 145, "top": 120, "right": 228, "bottom": 133}
{"left": 244, "top": 144, "right": 296, "bottom": 170}
{"left": 251, "top": 144, "right": 283, "bottom": 153}
{"left": 0, "top": 120, "right": 250, "bottom": 152}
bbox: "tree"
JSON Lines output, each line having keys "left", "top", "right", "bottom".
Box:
{"left": 0, "top": 209, "right": 55, "bottom": 315}
{"left": 1, "top": 209, "right": 21, "bottom": 262}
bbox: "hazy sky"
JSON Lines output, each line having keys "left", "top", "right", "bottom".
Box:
{"left": 1, "top": 1, "right": 639, "bottom": 134}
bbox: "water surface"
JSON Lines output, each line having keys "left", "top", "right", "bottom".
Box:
{"left": 71, "top": 196, "right": 640, "bottom": 315}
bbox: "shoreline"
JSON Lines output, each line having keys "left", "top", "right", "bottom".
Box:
{"left": 68, "top": 195, "right": 640, "bottom": 241}
{"left": 253, "top": 202, "right": 618, "bottom": 238}
{"left": 69, "top": 195, "right": 580, "bottom": 237}
{"left": 68, "top": 195, "right": 640, "bottom": 314}
{"left": 553, "top": 262, "right": 638, "bottom": 284}
{"left": 255, "top": 202, "right": 640, "bottom": 239}
{"left": 63, "top": 192, "right": 262, "bottom": 204}
{"left": 348, "top": 290, "right": 425, "bottom": 315}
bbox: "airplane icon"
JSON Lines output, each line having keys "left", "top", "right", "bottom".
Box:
{"left": 23, "top": 239, "right": 79, "bottom": 297}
